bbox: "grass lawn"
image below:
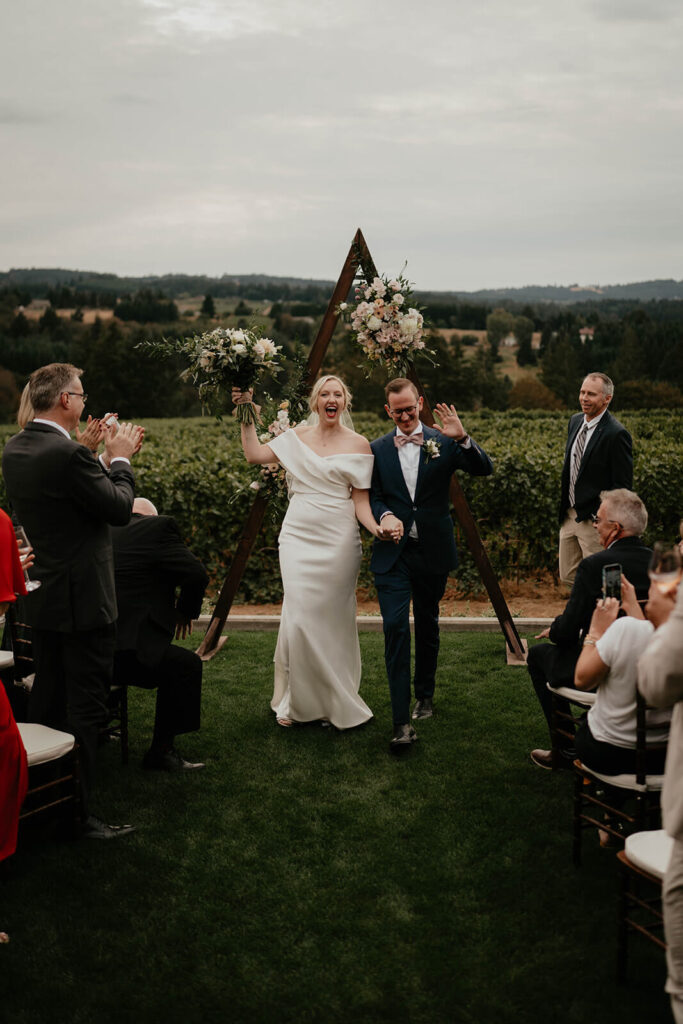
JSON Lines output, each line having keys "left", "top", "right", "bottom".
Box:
{"left": 1, "top": 632, "right": 671, "bottom": 1024}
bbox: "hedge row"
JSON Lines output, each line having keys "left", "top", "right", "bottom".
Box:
{"left": 1, "top": 409, "right": 681, "bottom": 600}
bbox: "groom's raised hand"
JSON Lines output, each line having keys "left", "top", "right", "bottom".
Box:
{"left": 433, "top": 403, "right": 468, "bottom": 442}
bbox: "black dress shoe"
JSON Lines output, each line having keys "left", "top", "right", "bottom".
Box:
{"left": 390, "top": 724, "right": 418, "bottom": 755}
{"left": 142, "top": 747, "right": 205, "bottom": 772}
{"left": 82, "top": 815, "right": 136, "bottom": 840}
{"left": 412, "top": 698, "right": 433, "bottom": 720}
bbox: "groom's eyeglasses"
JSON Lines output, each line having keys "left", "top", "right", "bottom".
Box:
{"left": 388, "top": 405, "right": 417, "bottom": 419}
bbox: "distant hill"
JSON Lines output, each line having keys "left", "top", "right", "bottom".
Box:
{"left": 1, "top": 268, "right": 682, "bottom": 304}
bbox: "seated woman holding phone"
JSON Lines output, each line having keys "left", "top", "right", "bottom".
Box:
{"left": 574, "top": 538, "right": 682, "bottom": 776}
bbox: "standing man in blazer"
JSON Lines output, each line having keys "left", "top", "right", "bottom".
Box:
{"left": 2, "top": 363, "right": 143, "bottom": 838}
{"left": 112, "top": 497, "right": 209, "bottom": 772}
{"left": 370, "top": 378, "right": 493, "bottom": 753}
{"left": 558, "top": 372, "right": 632, "bottom": 586}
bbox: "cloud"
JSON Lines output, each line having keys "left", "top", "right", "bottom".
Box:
{"left": 137, "top": 0, "right": 350, "bottom": 42}
{"left": 0, "top": 101, "right": 47, "bottom": 125}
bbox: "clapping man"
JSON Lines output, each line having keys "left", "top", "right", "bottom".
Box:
{"left": 2, "top": 363, "right": 143, "bottom": 838}
{"left": 370, "top": 378, "right": 493, "bottom": 753}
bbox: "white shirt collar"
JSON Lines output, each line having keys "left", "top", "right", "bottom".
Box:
{"left": 582, "top": 408, "right": 608, "bottom": 431}
{"left": 33, "top": 418, "right": 71, "bottom": 440}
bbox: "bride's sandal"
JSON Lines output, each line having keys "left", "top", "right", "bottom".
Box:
{"left": 276, "top": 718, "right": 294, "bottom": 728}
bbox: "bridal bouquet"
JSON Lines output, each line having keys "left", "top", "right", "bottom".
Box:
{"left": 141, "top": 326, "right": 281, "bottom": 423}
{"left": 337, "top": 272, "right": 426, "bottom": 375}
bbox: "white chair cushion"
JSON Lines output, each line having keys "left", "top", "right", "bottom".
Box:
{"left": 546, "top": 683, "right": 597, "bottom": 706}
{"left": 581, "top": 763, "right": 664, "bottom": 792}
{"left": 0, "top": 649, "right": 15, "bottom": 669}
{"left": 17, "top": 723, "right": 75, "bottom": 766}
{"left": 625, "top": 829, "right": 674, "bottom": 879}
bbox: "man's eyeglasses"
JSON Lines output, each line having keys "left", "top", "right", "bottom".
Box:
{"left": 64, "top": 391, "right": 87, "bottom": 403}
{"left": 387, "top": 405, "right": 417, "bottom": 419}
{"left": 591, "top": 513, "right": 620, "bottom": 528}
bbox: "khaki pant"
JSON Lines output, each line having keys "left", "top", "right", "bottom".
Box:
{"left": 558, "top": 509, "right": 602, "bottom": 586}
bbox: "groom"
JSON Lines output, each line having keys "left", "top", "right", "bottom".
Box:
{"left": 370, "top": 378, "right": 493, "bottom": 753}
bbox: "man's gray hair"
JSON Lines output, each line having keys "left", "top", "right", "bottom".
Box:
{"left": 585, "top": 371, "right": 614, "bottom": 397}
{"left": 29, "top": 363, "right": 83, "bottom": 414}
{"left": 600, "top": 488, "right": 648, "bottom": 535}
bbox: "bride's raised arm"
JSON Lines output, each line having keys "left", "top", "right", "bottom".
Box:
{"left": 232, "top": 388, "right": 280, "bottom": 466}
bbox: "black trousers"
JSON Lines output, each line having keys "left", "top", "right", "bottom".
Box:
{"left": 30, "top": 623, "right": 116, "bottom": 818}
{"left": 113, "top": 645, "right": 202, "bottom": 744}
{"left": 526, "top": 641, "right": 581, "bottom": 751}
{"left": 374, "top": 540, "right": 448, "bottom": 727}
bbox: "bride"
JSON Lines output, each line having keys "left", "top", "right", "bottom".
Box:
{"left": 233, "top": 375, "right": 401, "bottom": 729}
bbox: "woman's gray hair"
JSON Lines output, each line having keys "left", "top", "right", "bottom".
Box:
{"left": 600, "top": 488, "right": 648, "bottom": 535}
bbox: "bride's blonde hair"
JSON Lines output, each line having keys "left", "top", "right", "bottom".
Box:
{"left": 307, "top": 374, "right": 353, "bottom": 414}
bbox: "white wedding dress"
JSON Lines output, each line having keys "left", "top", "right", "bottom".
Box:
{"left": 266, "top": 430, "right": 374, "bottom": 729}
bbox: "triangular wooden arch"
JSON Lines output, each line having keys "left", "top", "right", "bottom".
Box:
{"left": 197, "top": 229, "right": 526, "bottom": 664}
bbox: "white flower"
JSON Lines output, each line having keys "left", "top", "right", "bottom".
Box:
{"left": 339, "top": 302, "right": 347, "bottom": 311}
{"left": 367, "top": 314, "right": 382, "bottom": 331}
{"left": 392, "top": 294, "right": 404, "bottom": 306}
{"left": 260, "top": 338, "right": 278, "bottom": 356}
{"left": 249, "top": 480, "right": 261, "bottom": 491}
{"left": 199, "top": 349, "right": 213, "bottom": 369}
{"left": 389, "top": 279, "right": 400, "bottom": 290}
{"left": 400, "top": 315, "right": 420, "bottom": 337}
{"left": 232, "top": 343, "right": 247, "bottom": 355}
{"left": 231, "top": 330, "right": 246, "bottom": 342}
{"left": 253, "top": 342, "right": 265, "bottom": 358}
{"left": 424, "top": 439, "right": 441, "bottom": 460}
{"left": 372, "top": 277, "right": 386, "bottom": 297}
{"left": 259, "top": 432, "right": 271, "bottom": 443}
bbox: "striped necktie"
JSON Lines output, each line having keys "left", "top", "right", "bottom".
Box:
{"left": 568, "top": 424, "right": 588, "bottom": 507}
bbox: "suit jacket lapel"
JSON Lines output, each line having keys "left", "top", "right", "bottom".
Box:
{"left": 581, "top": 412, "right": 609, "bottom": 465}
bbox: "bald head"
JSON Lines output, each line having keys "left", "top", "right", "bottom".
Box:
{"left": 133, "top": 497, "right": 158, "bottom": 516}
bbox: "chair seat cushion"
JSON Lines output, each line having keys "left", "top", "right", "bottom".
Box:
{"left": 17, "top": 723, "right": 75, "bottom": 766}
{"left": 625, "top": 829, "right": 674, "bottom": 879}
{"left": 579, "top": 761, "right": 664, "bottom": 792}
{"left": 546, "top": 683, "right": 597, "bottom": 706}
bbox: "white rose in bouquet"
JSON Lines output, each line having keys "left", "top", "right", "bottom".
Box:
{"left": 367, "top": 314, "right": 382, "bottom": 331}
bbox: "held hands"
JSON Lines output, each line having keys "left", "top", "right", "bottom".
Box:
{"left": 433, "top": 403, "right": 467, "bottom": 442}
{"left": 378, "top": 514, "right": 403, "bottom": 544}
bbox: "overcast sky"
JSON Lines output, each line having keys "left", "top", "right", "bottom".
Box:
{"left": 1, "top": 0, "right": 681, "bottom": 290}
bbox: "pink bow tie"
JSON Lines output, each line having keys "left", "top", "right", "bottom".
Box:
{"left": 394, "top": 432, "right": 424, "bottom": 448}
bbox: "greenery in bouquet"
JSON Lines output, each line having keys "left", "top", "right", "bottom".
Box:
{"left": 140, "top": 326, "right": 282, "bottom": 422}
{"left": 336, "top": 271, "right": 431, "bottom": 376}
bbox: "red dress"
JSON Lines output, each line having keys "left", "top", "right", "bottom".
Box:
{"left": 0, "top": 509, "right": 28, "bottom": 861}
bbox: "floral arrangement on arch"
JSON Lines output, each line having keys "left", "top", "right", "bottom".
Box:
{"left": 336, "top": 271, "right": 427, "bottom": 375}
{"left": 139, "top": 326, "right": 281, "bottom": 423}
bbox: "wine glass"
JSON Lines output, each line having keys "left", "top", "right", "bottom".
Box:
{"left": 13, "top": 525, "right": 41, "bottom": 592}
{"left": 648, "top": 541, "right": 682, "bottom": 596}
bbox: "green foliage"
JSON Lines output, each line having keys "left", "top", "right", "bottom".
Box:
{"left": 2, "top": 410, "right": 679, "bottom": 601}
{"left": 1, "top": 633, "right": 670, "bottom": 1024}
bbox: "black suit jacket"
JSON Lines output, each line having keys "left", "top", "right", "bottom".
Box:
{"left": 369, "top": 425, "right": 493, "bottom": 575}
{"left": 1, "top": 422, "right": 135, "bottom": 632}
{"left": 112, "top": 514, "right": 209, "bottom": 667}
{"left": 546, "top": 535, "right": 652, "bottom": 681}
{"left": 558, "top": 410, "right": 632, "bottom": 524}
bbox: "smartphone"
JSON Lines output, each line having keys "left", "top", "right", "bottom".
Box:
{"left": 602, "top": 563, "right": 622, "bottom": 601}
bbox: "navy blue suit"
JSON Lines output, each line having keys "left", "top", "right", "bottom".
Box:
{"left": 370, "top": 425, "right": 493, "bottom": 725}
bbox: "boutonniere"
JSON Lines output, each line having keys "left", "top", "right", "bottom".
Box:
{"left": 423, "top": 438, "right": 441, "bottom": 461}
